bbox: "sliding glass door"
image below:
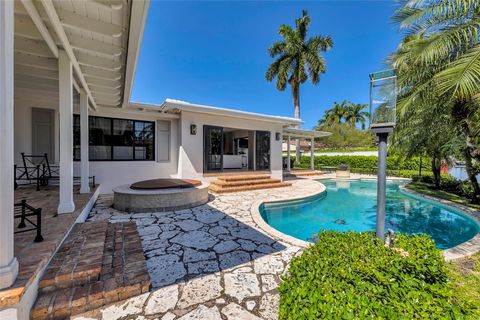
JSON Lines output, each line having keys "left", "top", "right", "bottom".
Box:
{"left": 204, "top": 126, "right": 223, "bottom": 172}
{"left": 255, "top": 131, "right": 270, "bottom": 170}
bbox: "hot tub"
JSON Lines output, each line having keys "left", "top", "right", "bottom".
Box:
{"left": 113, "top": 179, "right": 209, "bottom": 212}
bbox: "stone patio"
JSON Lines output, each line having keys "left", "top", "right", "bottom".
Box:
{"left": 73, "top": 178, "right": 324, "bottom": 320}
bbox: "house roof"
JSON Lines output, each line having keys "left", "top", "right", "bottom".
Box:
{"left": 160, "top": 99, "right": 304, "bottom": 126}
{"left": 283, "top": 127, "right": 332, "bottom": 139}
{"left": 13, "top": 0, "right": 150, "bottom": 109}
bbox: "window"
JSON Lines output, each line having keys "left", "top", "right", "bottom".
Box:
{"left": 73, "top": 115, "right": 155, "bottom": 161}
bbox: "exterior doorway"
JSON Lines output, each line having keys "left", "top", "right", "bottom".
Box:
{"left": 32, "top": 108, "right": 55, "bottom": 162}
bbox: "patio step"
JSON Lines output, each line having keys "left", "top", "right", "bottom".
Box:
{"left": 31, "top": 221, "right": 150, "bottom": 320}
{"left": 284, "top": 170, "right": 324, "bottom": 177}
{"left": 215, "top": 174, "right": 272, "bottom": 182}
{"left": 209, "top": 175, "right": 291, "bottom": 193}
{"left": 211, "top": 177, "right": 282, "bottom": 187}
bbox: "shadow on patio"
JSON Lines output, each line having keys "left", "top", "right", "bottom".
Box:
{"left": 88, "top": 194, "right": 288, "bottom": 289}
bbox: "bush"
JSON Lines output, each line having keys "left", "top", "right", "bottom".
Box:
{"left": 292, "top": 155, "right": 430, "bottom": 172}
{"left": 279, "top": 231, "right": 472, "bottom": 319}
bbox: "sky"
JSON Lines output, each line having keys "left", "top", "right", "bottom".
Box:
{"left": 131, "top": 0, "right": 402, "bottom": 129}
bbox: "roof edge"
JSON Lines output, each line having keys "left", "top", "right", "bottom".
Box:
{"left": 162, "top": 98, "right": 304, "bottom": 125}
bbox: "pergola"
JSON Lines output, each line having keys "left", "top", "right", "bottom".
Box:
{"left": 0, "top": 0, "right": 148, "bottom": 292}
{"left": 283, "top": 127, "right": 331, "bottom": 171}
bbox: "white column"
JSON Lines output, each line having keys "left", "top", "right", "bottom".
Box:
{"left": 286, "top": 135, "right": 291, "bottom": 171}
{"left": 0, "top": 0, "right": 18, "bottom": 289}
{"left": 310, "top": 137, "right": 315, "bottom": 171}
{"left": 57, "top": 50, "right": 75, "bottom": 213}
{"left": 79, "top": 90, "right": 90, "bottom": 194}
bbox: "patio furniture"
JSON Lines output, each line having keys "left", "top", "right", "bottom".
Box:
{"left": 14, "top": 153, "right": 95, "bottom": 190}
{"left": 14, "top": 199, "right": 43, "bottom": 242}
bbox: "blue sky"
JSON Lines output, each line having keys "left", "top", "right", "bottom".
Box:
{"left": 131, "top": 1, "right": 402, "bottom": 129}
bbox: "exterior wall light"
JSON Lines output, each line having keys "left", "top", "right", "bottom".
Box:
{"left": 190, "top": 124, "right": 197, "bottom": 135}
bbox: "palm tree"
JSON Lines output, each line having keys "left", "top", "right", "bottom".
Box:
{"left": 328, "top": 101, "right": 347, "bottom": 125}
{"left": 266, "top": 10, "right": 333, "bottom": 162}
{"left": 391, "top": 0, "right": 480, "bottom": 200}
{"left": 345, "top": 102, "right": 369, "bottom": 129}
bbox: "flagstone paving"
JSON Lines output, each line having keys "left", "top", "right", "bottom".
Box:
{"left": 74, "top": 178, "right": 324, "bottom": 320}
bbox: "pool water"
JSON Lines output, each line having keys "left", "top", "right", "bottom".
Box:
{"left": 260, "top": 180, "right": 480, "bottom": 249}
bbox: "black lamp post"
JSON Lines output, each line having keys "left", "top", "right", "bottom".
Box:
{"left": 369, "top": 70, "right": 397, "bottom": 242}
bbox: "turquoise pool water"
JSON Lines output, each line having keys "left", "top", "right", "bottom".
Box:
{"left": 260, "top": 180, "right": 480, "bottom": 249}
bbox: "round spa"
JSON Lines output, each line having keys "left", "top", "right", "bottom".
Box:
{"left": 113, "top": 178, "right": 209, "bottom": 212}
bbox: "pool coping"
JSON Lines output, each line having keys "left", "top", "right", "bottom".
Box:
{"left": 251, "top": 177, "right": 480, "bottom": 261}
{"left": 251, "top": 180, "right": 327, "bottom": 249}
{"left": 399, "top": 186, "right": 480, "bottom": 261}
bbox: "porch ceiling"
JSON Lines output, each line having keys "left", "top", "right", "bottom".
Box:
{"left": 13, "top": 0, "right": 149, "bottom": 109}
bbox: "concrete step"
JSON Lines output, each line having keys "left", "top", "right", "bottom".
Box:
{"left": 209, "top": 181, "right": 291, "bottom": 193}
{"left": 284, "top": 170, "right": 323, "bottom": 177}
{"left": 215, "top": 174, "right": 272, "bottom": 182}
{"left": 211, "top": 178, "right": 282, "bottom": 187}
{"left": 31, "top": 222, "right": 150, "bottom": 320}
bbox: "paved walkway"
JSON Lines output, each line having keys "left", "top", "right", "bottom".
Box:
{"left": 74, "top": 178, "right": 323, "bottom": 320}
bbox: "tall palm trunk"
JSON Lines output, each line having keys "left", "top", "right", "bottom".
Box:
{"left": 292, "top": 84, "right": 301, "bottom": 164}
{"left": 431, "top": 152, "right": 441, "bottom": 188}
{"left": 463, "top": 148, "right": 480, "bottom": 202}
{"left": 452, "top": 103, "right": 480, "bottom": 201}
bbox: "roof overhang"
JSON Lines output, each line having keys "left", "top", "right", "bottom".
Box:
{"left": 14, "top": 0, "right": 150, "bottom": 109}
{"left": 283, "top": 127, "right": 331, "bottom": 139}
{"left": 160, "top": 99, "right": 304, "bottom": 126}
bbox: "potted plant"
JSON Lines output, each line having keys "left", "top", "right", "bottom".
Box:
{"left": 336, "top": 164, "right": 350, "bottom": 178}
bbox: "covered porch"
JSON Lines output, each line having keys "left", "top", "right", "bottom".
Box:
{"left": 0, "top": 185, "right": 98, "bottom": 313}
{"left": 0, "top": 0, "right": 149, "bottom": 318}
{"left": 282, "top": 127, "right": 331, "bottom": 174}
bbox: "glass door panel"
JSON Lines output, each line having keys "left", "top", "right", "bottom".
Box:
{"left": 204, "top": 126, "right": 224, "bottom": 172}
{"left": 255, "top": 131, "right": 270, "bottom": 170}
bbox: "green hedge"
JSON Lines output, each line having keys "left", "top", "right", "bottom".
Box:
{"left": 279, "top": 231, "right": 472, "bottom": 319}
{"left": 292, "top": 155, "right": 430, "bottom": 171}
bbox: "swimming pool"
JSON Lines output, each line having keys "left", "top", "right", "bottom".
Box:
{"left": 259, "top": 180, "right": 480, "bottom": 249}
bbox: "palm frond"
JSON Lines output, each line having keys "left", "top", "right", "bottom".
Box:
{"left": 435, "top": 45, "right": 480, "bottom": 100}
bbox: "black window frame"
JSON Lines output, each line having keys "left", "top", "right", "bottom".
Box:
{"left": 73, "top": 115, "right": 156, "bottom": 162}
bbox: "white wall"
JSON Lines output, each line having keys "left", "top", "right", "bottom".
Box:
{"left": 14, "top": 103, "right": 179, "bottom": 193}
{"left": 72, "top": 108, "right": 179, "bottom": 193}
{"left": 178, "top": 111, "right": 284, "bottom": 180}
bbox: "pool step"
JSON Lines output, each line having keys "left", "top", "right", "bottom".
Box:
{"left": 209, "top": 175, "right": 291, "bottom": 193}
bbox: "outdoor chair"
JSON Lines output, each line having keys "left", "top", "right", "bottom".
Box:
{"left": 14, "top": 153, "right": 96, "bottom": 190}
{"left": 14, "top": 199, "right": 43, "bottom": 242}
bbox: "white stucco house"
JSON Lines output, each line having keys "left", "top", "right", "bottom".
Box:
{"left": 0, "top": 0, "right": 329, "bottom": 317}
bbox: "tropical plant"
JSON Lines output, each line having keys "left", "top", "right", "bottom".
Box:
{"left": 345, "top": 101, "right": 369, "bottom": 129}
{"left": 266, "top": 9, "right": 333, "bottom": 162}
{"left": 390, "top": 0, "right": 480, "bottom": 201}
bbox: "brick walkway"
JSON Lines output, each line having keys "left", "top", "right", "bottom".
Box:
{"left": 32, "top": 221, "right": 150, "bottom": 319}
{"left": 74, "top": 178, "right": 323, "bottom": 320}
{"left": 0, "top": 186, "right": 96, "bottom": 309}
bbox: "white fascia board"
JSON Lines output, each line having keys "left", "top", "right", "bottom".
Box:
{"left": 161, "top": 99, "right": 304, "bottom": 126}
{"left": 122, "top": 0, "right": 150, "bottom": 107}
{"left": 283, "top": 127, "right": 332, "bottom": 138}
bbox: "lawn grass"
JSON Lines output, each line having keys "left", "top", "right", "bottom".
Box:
{"left": 405, "top": 181, "right": 480, "bottom": 211}
{"left": 449, "top": 252, "right": 480, "bottom": 316}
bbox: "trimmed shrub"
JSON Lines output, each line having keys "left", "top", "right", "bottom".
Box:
{"left": 293, "top": 155, "right": 429, "bottom": 171}
{"left": 279, "top": 231, "right": 471, "bottom": 319}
